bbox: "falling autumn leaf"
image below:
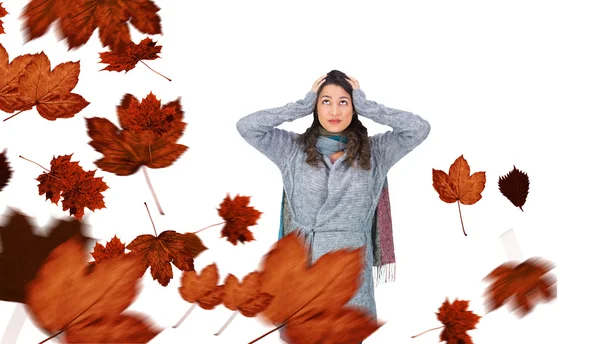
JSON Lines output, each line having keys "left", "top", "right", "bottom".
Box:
{"left": 21, "top": 0, "right": 162, "bottom": 54}
{"left": 432, "top": 155, "right": 486, "bottom": 236}
{"left": 498, "top": 165, "right": 530, "bottom": 211}
{"left": 222, "top": 271, "right": 273, "bottom": 317}
{"left": 182, "top": 232, "right": 208, "bottom": 258}
{"left": 0, "top": 44, "right": 36, "bottom": 113}
{"left": 99, "top": 37, "right": 165, "bottom": 76}
{"left": 179, "top": 263, "right": 224, "bottom": 310}
{"left": 483, "top": 257, "right": 557, "bottom": 317}
{"left": 90, "top": 235, "right": 126, "bottom": 264}
{"left": 436, "top": 298, "right": 481, "bottom": 344}
{"left": 85, "top": 92, "right": 188, "bottom": 176}
{"left": 0, "top": 148, "right": 12, "bottom": 192}
{"left": 2, "top": 49, "right": 89, "bottom": 122}
{"left": 25, "top": 237, "right": 162, "bottom": 342}
{"left": 36, "top": 154, "right": 109, "bottom": 220}
{"left": 257, "top": 233, "right": 383, "bottom": 343}
{"left": 218, "top": 193, "right": 262, "bottom": 245}
{"left": 126, "top": 230, "right": 195, "bottom": 286}
{"left": 0, "top": 209, "right": 94, "bottom": 303}
{"left": 0, "top": 3, "right": 7, "bottom": 34}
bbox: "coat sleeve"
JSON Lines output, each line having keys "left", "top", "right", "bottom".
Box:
{"left": 236, "top": 91, "right": 317, "bottom": 171}
{"left": 352, "top": 88, "right": 431, "bottom": 175}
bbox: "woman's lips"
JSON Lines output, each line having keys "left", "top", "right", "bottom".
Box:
{"left": 329, "top": 120, "right": 341, "bottom": 124}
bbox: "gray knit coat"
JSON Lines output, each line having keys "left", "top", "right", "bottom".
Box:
{"left": 236, "top": 88, "right": 430, "bottom": 324}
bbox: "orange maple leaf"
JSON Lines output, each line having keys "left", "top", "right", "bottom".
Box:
{"left": 435, "top": 298, "right": 481, "bottom": 344}
{"left": 0, "top": 44, "right": 36, "bottom": 113}
{"left": 179, "top": 263, "right": 224, "bottom": 310}
{"left": 432, "top": 155, "right": 486, "bottom": 236}
{"left": 126, "top": 230, "right": 195, "bottom": 287}
{"left": 85, "top": 92, "right": 187, "bottom": 176}
{"left": 36, "top": 154, "right": 109, "bottom": 220}
{"left": 483, "top": 257, "right": 557, "bottom": 317}
{"left": 218, "top": 193, "right": 262, "bottom": 245}
{"left": 25, "top": 237, "right": 161, "bottom": 342}
{"left": 2, "top": 49, "right": 89, "bottom": 122}
{"left": 257, "top": 233, "right": 383, "bottom": 343}
{"left": 99, "top": 37, "right": 162, "bottom": 72}
{"left": 21, "top": 0, "right": 162, "bottom": 54}
{"left": 90, "top": 235, "right": 125, "bottom": 264}
{"left": 0, "top": 3, "right": 7, "bottom": 34}
{"left": 222, "top": 271, "right": 273, "bottom": 317}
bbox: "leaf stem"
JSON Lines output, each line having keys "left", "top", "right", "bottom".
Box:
{"left": 172, "top": 304, "right": 195, "bottom": 329}
{"left": 3, "top": 109, "right": 26, "bottom": 122}
{"left": 19, "top": 155, "right": 50, "bottom": 172}
{"left": 194, "top": 221, "right": 226, "bottom": 234}
{"left": 140, "top": 61, "right": 171, "bottom": 82}
{"left": 457, "top": 201, "right": 467, "bottom": 236}
{"left": 142, "top": 166, "right": 164, "bottom": 215}
{"left": 144, "top": 202, "right": 158, "bottom": 236}
{"left": 248, "top": 323, "right": 286, "bottom": 344}
{"left": 214, "top": 310, "right": 238, "bottom": 336}
{"left": 39, "top": 330, "right": 63, "bottom": 344}
{"left": 411, "top": 325, "right": 443, "bottom": 339}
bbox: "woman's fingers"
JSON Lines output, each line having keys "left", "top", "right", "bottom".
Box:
{"left": 312, "top": 74, "right": 327, "bottom": 92}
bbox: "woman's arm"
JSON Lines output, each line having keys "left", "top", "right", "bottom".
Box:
{"left": 236, "top": 90, "right": 318, "bottom": 171}
{"left": 352, "top": 88, "right": 431, "bottom": 175}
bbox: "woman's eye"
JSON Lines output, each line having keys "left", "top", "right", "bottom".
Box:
{"left": 340, "top": 100, "right": 347, "bottom": 105}
{"left": 322, "top": 100, "right": 330, "bottom": 104}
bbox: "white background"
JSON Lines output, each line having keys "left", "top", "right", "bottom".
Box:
{"left": 0, "top": 0, "right": 597, "bottom": 343}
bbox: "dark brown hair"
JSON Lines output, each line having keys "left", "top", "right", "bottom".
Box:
{"left": 294, "top": 70, "right": 371, "bottom": 170}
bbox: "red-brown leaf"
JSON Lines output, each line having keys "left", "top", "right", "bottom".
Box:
{"left": 90, "top": 235, "right": 125, "bottom": 263}
{"left": 179, "top": 263, "right": 224, "bottom": 310}
{"left": 436, "top": 298, "right": 481, "bottom": 344}
{"left": 483, "top": 257, "right": 557, "bottom": 317}
{"left": 36, "top": 154, "right": 109, "bottom": 220}
{"left": 222, "top": 271, "right": 273, "bottom": 317}
{"left": 0, "top": 44, "right": 36, "bottom": 113}
{"left": 99, "top": 37, "right": 162, "bottom": 72}
{"left": 126, "top": 230, "right": 195, "bottom": 286}
{"left": 218, "top": 193, "right": 262, "bottom": 245}
{"left": 22, "top": 0, "right": 162, "bottom": 53}
{"left": 0, "top": 3, "right": 7, "bottom": 34}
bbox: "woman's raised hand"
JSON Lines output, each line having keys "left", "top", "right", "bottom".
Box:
{"left": 345, "top": 75, "right": 360, "bottom": 90}
{"left": 311, "top": 74, "right": 327, "bottom": 93}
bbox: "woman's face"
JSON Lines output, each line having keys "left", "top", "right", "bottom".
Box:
{"left": 316, "top": 84, "right": 353, "bottom": 133}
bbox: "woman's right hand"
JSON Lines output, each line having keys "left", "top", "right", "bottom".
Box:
{"left": 311, "top": 74, "right": 327, "bottom": 93}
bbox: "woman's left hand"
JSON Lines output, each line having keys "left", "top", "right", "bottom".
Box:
{"left": 346, "top": 75, "right": 360, "bottom": 90}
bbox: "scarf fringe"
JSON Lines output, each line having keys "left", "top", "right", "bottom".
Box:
{"left": 375, "top": 262, "right": 396, "bottom": 286}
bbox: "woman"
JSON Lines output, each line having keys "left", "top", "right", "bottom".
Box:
{"left": 237, "top": 70, "right": 430, "bottom": 342}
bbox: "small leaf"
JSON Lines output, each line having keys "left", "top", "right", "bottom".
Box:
{"left": 498, "top": 165, "right": 530, "bottom": 211}
{"left": 218, "top": 193, "right": 262, "bottom": 245}
{"left": 436, "top": 298, "right": 481, "bottom": 344}
{"left": 0, "top": 148, "right": 12, "bottom": 191}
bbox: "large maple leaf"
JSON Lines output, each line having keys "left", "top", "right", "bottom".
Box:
{"left": 25, "top": 237, "right": 161, "bottom": 342}
{"left": 483, "top": 257, "right": 557, "bottom": 317}
{"left": 498, "top": 165, "right": 530, "bottom": 211}
{"left": 0, "top": 148, "right": 12, "bottom": 192}
{"left": 218, "top": 193, "right": 262, "bottom": 245}
{"left": 99, "top": 37, "right": 162, "bottom": 73}
{"left": 0, "top": 2, "right": 7, "bottom": 34}
{"left": 436, "top": 298, "right": 481, "bottom": 344}
{"left": 36, "top": 154, "right": 109, "bottom": 219}
{"left": 0, "top": 44, "right": 36, "bottom": 113}
{"left": 1, "top": 48, "right": 90, "bottom": 121}
{"left": 21, "top": 0, "right": 162, "bottom": 54}
{"left": 432, "top": 154, "right": 486, "bottom": 236}
{"left": 0, "top": 209, "right": 94, "bottom": 303}
{"left": 257, "top": 233, "right": 383, "bottom": 343}
{"left": 86, "top": 92, "right": 187, "bottom": 176}
{"left": 126, "top": 230, "right": 196, "bottom": 286}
